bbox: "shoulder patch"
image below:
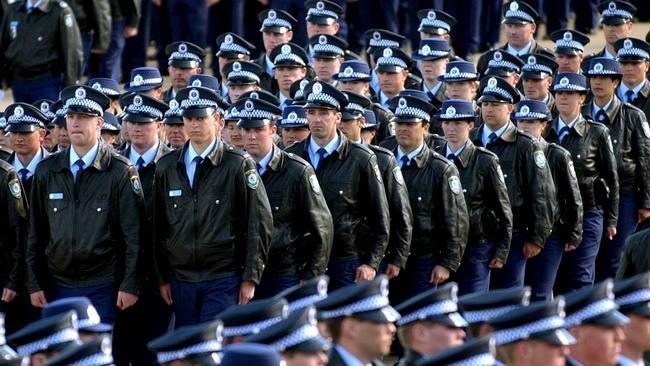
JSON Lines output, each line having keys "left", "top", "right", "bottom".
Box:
{"left": 642, "top": 121, "right": 650, "bottom": 139}
{"left": 373, "top": 164, "right": 382, "bottom": 182}
{"left": 8, "top": 178, "right": 21, "bottom": 199}
{"left": 392, "top": 166, "right": 404, "bottom": 185}
{"left": 308, "top": 175, "right": 321, "bottom": 194}
{"left": 64, "top": 13, "right": 73, "bottom": 28}
{"left": 59, "top": 0, "right": 69, "bottom": 8}
{"left": 533, "top": 150, "right": 546, "bottom": 169}
{"left": 130, "top": 176, "right": 142, "bottom": 195}
{"left": 245, "top": 169, "right": 259, "bottom": 189}
{"left": 448, "top": 175, "right": 462, "bottom": 195}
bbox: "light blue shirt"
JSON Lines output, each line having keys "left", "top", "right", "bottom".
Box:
{"left": 379, "top": 91, "right": 391, "bottom": 109}
{"left": 26, "top": 0, "right": 44, "bottom": 13}
{"left": 604, "top": 47, "right": 616, "bottom": 60}
{"left": 481, "top": 123, "right": 509, "bottom": 147}
{"left": 506, "top": 40, "right": 533, "bottom": 56}
{"left": 265, "top": 54, "right": 275, "bottom": 77}
{"left": 618, "top": 79, "right": 646, "bottom": 103}
{"left": 256, "top": 149, "right": 273, "bottom": 176}
{"left": 220, "top": 82, "right": 229, "bottom": 99}
{"left": 422, "top": 81, "right": 442, "bottom": 97}
{"left": 184, "top": 138, "right": 217, "bottom": 187}
{"left": 592, "top": 97, "right": 614, "bottom": 120}
{"left": 446, "top": 143, "right": 465, "bottom": 160}
{"left": 12, "top": 147, "right": 43, "bottom": 180}
{"left": 308, "top": 134, "right": 340, "bottom": 169}
{"left": 279, "top": 93, "right": 291, "bottom": 110}
{"left": 69, "top": 142, "right": 99, "bottom": 180}
{"left": 370, "top": 71, "right": 380, "bottom": 94}
{"left": 396, "top": 144, "right": 424, "bottom": 168}
{"left": 617, "top": 355, "right": 643, "bottom": 366}
{"left": 129, "top": 141, "right": 159, "bottom": 168}
{"left": 334, "top": 345, "right": 368, "bottom": 366}
{"left": 558, "top": 115, "right": 579, "bottom": 131}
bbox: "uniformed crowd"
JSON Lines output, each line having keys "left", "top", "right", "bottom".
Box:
{"left": 1, "top": 0, "right": 650, "bottom": 365}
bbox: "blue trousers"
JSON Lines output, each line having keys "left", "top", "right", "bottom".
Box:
{"left": 207, "top": 0, "right": 244, "bottom": 75}
{"left": 455, "top": 241, "right": 495, "bottom": 295}
{"left": 490, "top": 233, "right": 526, "bottom": 290}
{"left": 81, "top": 32, "right": 94, "bottom": 77}
{"left": 122, "top": 0, "right": 151, "bottom": 79}
{"left": 597, "top": 194, "right": 638, "bottom": 281}
{"left": 446, "top": 0, "right": 483, "bottom": 57}
{"left": 49, "top": 281, "right": 118, "bottom": 324}
{"left": 326, "top": 258, "right": 360, "bottom": 292}
{"left": 96, "top": 20, "right": 126, "bottom": 81}
{"left": 166, "top": 0, "right": 209, "bottom": 47}
{"left": 170, "top": 276, "right": 240, "bottom": 327}
{"left": 556, "top": 208, "right": 604, "bottom": 294}
{"left": 254, "top": 275, "right": 300, "bottom": 300}
{"left": 402, "top": 256, "right": 438, "bottom": 299}
{"left": 12, "top": 76, "right": 62, "bottom": 104}
{"left": 544, "top": 0, "right": 570, "bottom": 34}
{"left": 525, "top": 233, "right": 565, "bottom": 301}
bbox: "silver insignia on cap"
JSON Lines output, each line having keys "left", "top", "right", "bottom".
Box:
{"left": 343, "top": 66, "right": 353, "bottom": 76}
{"left": 560, "top": 77, "right": 569, "bottom": 86}
{"left": 510, "top": 1, "right": 519, "bottom": 11}
{"left": 563, "top": 31, "right": 572, "bottom": 41}
{"left": 244, "top": 100, "right": 254, "bottom": 112}
{"left": 316, "top": 1, "right": 324, "bottom": 10}
{"left": 594, "top": 63, "right": 604, "bottom": 72}
{"left": 133, "top": 74, "right": 143, "bottom": 85}
{"left": 421, "top": 44, "right": 431, "bottom": 56}
{"left": 101, "top": 337, "right": 112, "bottom": 356}
{"left": 608, "top": 2, "right": 616, "bottom": 11}
{"left": 268, "top": 10, "right": 276, "bottom": 19}
{"left": 398, "top": 97, "right": 407, "bottom": 108}
{"left": 520, "top": 105, "right": 530, "bottom": 115}
{"left": 75, "top": 87, "right": 86, "bottom": 99}
{"left": 493, "top": 51, "right": 503, "bottom": 61}
{"left": 169, "top": 100, "right": 178, "bottom": 109}
{"left": 92, "top": 82, "right": 101, "bottom": 90}
{"left": 527, "top": 55, "right": 536, "bottom": 65}
{"left": 224, "top": 34, "right": 233, "bottom": 44}
{"left": 383, "top": 48, "right": 393, "bottom": 58}
{"left": 446, "top": 106, "right": 456, "bottom": 116}
{"left": 319, "top": 35, "right": 327, "bottom": 45}
{"left": 41, "top": 102, "right": 49, "bottom": 113}
{"left": 281, "top": 44, "right": 291, "bottom": 54}
{"left": 312, "top": 82, "right": 323, "bottom": 94}
{"left": 133, "top": 95, "right": 143, "bottom": 106}
{"left": 189, "top": 89, "right": 200, "bottom": 100}
{"left": 250, "top": 92, "right": 259, "bottom": 99}
{"left": 233, "top": 62, "right": 242, "bottom": 71}
{"left": 192, "top": 79, "right": 202, "bottom": 87}
{"left": 487, "top": 77, "right": 498, "bottom": 88}
{"left": 179, "top": 43, "right": 187, "bottom": 53}
{"left": 287, "top": 112, "right": 298, "bottom": 122}
{"left": 373, "top": 31, "right": 381, "bottom": 40}
{"left": 428, "top": 10, "right": 436, "bottom": 19}
{"left": 450, "top": 67, "right": 460, "bottom": 76}
{"left": 14, "top": 106, "right": 24, "bottom": 118}
{"left": 624, "top": 39, "right": 633, "bottom": 49}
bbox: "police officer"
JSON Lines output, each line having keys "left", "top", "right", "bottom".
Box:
{"left": 148, "top": 319, "right": 224, "bottom": 365}
{"left": 584, "top": 1, "right": 636, "bottom": 63}
{"left": 217, "top": 297, "right": 289, "bottom": 344}
{"left": 100, "top": 111, "right": 120, "bottom": 149}
{"left": 470, "top": 76, "right": 556, "bottom": 290}
{"left": 0, "top": 114, "right": 11, "bottom": 154}
{"left": 416, "top": 9, "right": 457, "bottom": 45}
{"left": 549, "top": 29, "right": 590, "bottom": 74}
{"left": 50, "top": 100, "right": 70, "bottom": 153}
{"left": 270, "top": 43, "right": 309, "bottom": 108}
{"left": 255, "top": 9, "right": 297, "bottom": 93}
{"left": 88, "top": 78, "right": 122, "bottom": 115}
{"left": 278, "top": 105, "right": 310, "bottom": 148}
{"left": 285, "top": 81, "right": 390, "bottom": 290}
{"left": 364, "top": 29, "right": 406, "bottom": 96}
{"left": 615, "top": 38, "right": 650, "bottom": 119}
{"left": 163, "top": 41, "right": 206, "bottom": 102}
{"left": 236, "top": 97, "right": 333, "bottom": 299}
{"left": 125, "top": 67, "right": 165, "bottom": 100}
{"left": 513, "top": 100, "right": 583, "bottom": 302}
{"left": 360, "top": 110, "right": 379, "bottom": 145}
{"left": 222, "top": 104, "right": 246, "bottom": 149}
{"left": 480, "top": 50, "right": 524, "bottom": 88}
{"left": 44, "top": 334, "right": 114, "bottom": 366}
{"left": 520, "top": 54, "right": 559, "bottom": 117}
{"left": 309, "top": 34, "right": 347, "bottom": 86}
{"left": 545, "top": 73, "right": 619, "bottom": 294}
{"left": 439, "top": 61, "right": 481, "bottom": 102}
{"left": 304, "top": 0, "right": 344, "bottom": 41}
{"left": 276, "top": 276, "right": 329, "bottom": 314}
{"left": 163, "top": 99, "right": 188, "bottom": 149}
{"left": 582, "top": 57, "right": 650, "bottom": 281}
{"left": 0, "top": 0, "right": 83, "bottom": 103}
{"left": 614, "top": 272, "right": 650, "bottom": 366}
{"left": 153, "top": 86, "right": 273, "bottom": 327}
{"left": 26, "top": 85, "right": 144, "bottom": 324}
{"left": 224, "top": 61, "right": 264, "bottom": 103}
{"left": 437, "top": 99, "right": 512, "bottom": 295}
{"left": 412, "top": 38, "right": 451, "bottom": 113}
{"left": 373, "top": 48, "right": 414, "bottom": 109}
{"left": 215, "top": 32, "right": 257, "bottom": 99}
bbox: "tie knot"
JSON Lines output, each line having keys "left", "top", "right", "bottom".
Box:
{"left": 595, "top": 109, "right": 606, "bottom": 122}
{"left": 136, "top": 157, "right": 145, "bottom": 168}
{"left": 18, "top": 168, "right": 29, "bottom": 180}
{"left": 625, "top": 89, "right": 635, "bottom": 102}
{"left": 488, "top": 132, "right": 498, "bottom": 144}
{"left": 447, "top": 153, "right": 456, "bottom": 161}
{"left": 317, "top": 148, "right": 327, "bottom": 158}
{"left": 74, "top": 159, "right": 84, "bottom": 170}
{"left": 256, "top": 163, "right": 263, "bottom": 172}
{"left": 192, "top": 156, "right": 203, "bottom": 165}
{"left": 400, "top": 155, "right": 410, "bottom": 166}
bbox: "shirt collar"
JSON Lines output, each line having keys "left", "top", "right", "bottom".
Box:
{"left": 482, "top": 123, "right": 509, "bottom": 144}
{"left": 13, "top": 148, "right": 43, "bottom": 175}
{"left": 619, "top": 79, "right": 646, "bottom": 98}
{"left": 220, "top": 82, "right": 229, "bottom": 98}
{"left": 26, "top": 0, "right": 44, "bottom": 12}
{"left": 279, "top": 93, "right": 290, "bottom": 106}
{"left": 604, "top": 48, "right": 616, "bottom": 59}
{"left": 397, "top": 143, "right": 424, "bottom": 162}
{"left": 558, "top": 114, "right": 579, "bottom": 130}
{"left": 379, "top": 91, "right": 390, "bottom": 108}
{"left": 187, "top": 138, "right": 217, "bottom": 163}
{"left": 506, "top": 40, "right": 533, "bottom": 56}
{"left": 265, "top": 54, "right": 275, "bottom": 76}
{"left": 69, "top": 141, "right": 100, "bottom": 170}
{"left": 334, "top": 345, "right": 367, "bottom": 366}
{"left": 446, "top": 142, "right": 465, "bottom": 158}
{"left": 129, "top": 141, "right": 160, "bottom": 167}
{"left": 309, "top": 133, "right": 340, "bottom": 156}
{"left": 592, "top": 96, "right": 614, "bottom": 116}
{"left": 257, "top": 148, "right": 274, "bottom": 172}
{"left": 422, "top": 81, "right": 442, "bottom": 96}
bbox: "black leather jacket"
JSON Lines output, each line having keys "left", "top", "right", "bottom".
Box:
{"left": 153, "top": 139, "right": 273, "bottom": 284}
{"left": 26, "top": 143, "right": 145, "bottom": 295}
{"left": 0, "top": 160, "right": 27, "bottom": 293}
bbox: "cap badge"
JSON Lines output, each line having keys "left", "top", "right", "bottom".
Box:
{"left": 92, "top": 82, "right": 101, "bottom": 90}
{"left": 560, "top": 76, "right": 570, "bottom": 86}
{"left": 487, "top": 77, "right": 498, "bottom": 88}
{"left": 398, "top": 97, "right": 407, "bottom": 108}
{"left": 608, "top": 2, "right": 616, "bottom": 11}
{"left": 510, "top": 1, "right": 519, "bottom": 11}
{"left": 308, "top": 307, "right": 318, "bottom": 325}
{"left": 178, "top": 43, "right": 187, "bottom": 53}
{"left": 343, "top": 66, "right": 353, "bottom": 76}
{"left": 373, "top": 31, "right": 381, "bottom": 40}
{"left": 316, "top": 1, "right": 324, "bottom": 10}
{"left": 383, "top": 48, "right": 393, "bottom": 58}
{"left": 520, "top": 105, "right": 530, "bottom": 115}
{"left": 624, "top": 39, "right": 633, "bottom": 49}
{"left": 101, "top": 337, "right": 112, "bottom": 356}
{"left": 133, "top": 95, "right": 143, "bottom": 107}
{"left": 493, "top": 51, "right": 503, "bottom": 61}
{"left": 287, "top": 112, "right": 298, "bottom": 122}
{"left": 312, "top": 82, "right": 323, "bottom": 94}
{"left": 380, "top": 277, "right": 389, "bottom": 296}
{"left": 169, "top": 99, "right": 179, "bottom": 109}
{"left": 250, "top": 92, "right": 259, "bottom": 99}
{"left": 191, "top": 79, "right": 202, "bottom": 87}
{"left": 224, "top": 34, "right": 233, "bottom": 44}
{"left": 75, "top": 87, "right": 86, "bottom": 99}
{"left": 421, "top": 44, "right": 431, "bottom": 56}
{"left": 527, "top": 55, "right": 536, "bottom": 65}
{"left": 268, "top": 10, "right": 277, "bottom": 20}
{"left": 594, "top": 63, "right": 604, "bottom": 72}
{"left": 317, "top": 278, "right": 328, "bottom": 295}
{"left": 446, "top": 106, "right": 456, "bottom": 116}
{"left": 281, "top": 44, "right": 291, "bottom": 54}
{"left": 300, "top": 79, "right": 309, "bottom": 89}
{"left": 244, "top": 100, "right": 254, "bottom": 112}
{"left": 318, "top": 35, "right": 327, "bottom": 45}
{"left": 14, "top": 106, "right": 24, "bottom": 118}
{"left": 189, "top": 89, "right": 200, "bottom": 101}
{"left": 450, "top": 67, "right": 460, "bottom": 76}
{"left": 233, "top": 62, "right": 242, "bottom": 71}
{"left": 428, "top": 10, "right": 436, "bottom": 19}
{"left": 40, "top": 102, "right": 49, "bottom": 113}
{"left": 133, "top": 74, "right": 143, "bottom": 86}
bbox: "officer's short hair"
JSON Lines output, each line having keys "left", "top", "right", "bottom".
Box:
{"left": 496, "top": 342, "right": 517, "bottom": 365}
{"left": 324, "top": 318, "right": 343, "bottom": 342}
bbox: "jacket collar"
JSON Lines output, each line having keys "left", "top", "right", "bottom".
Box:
{"left": 584, "top": 95, "right": 622, "bottom": 123}
{"left": 411, "top": 142, "right": 431, "bottom": 168}
{"left": 302, "top": 131, "right": 351, "bottom": 161}
{"left": 639, "top": 80, "right": 650, "bottom": 99}
{"left": 176, "top": 139, "right": 224, "bottom": 167}
{"left": 549, "top": 114, "right": 587, "bottom": 138}
{"left": 123, "top": 141, "right": 170, "bottom": 164}
{"left": 267, "top": 144, "right": 283, "bottom": 172}
{"left": 55, "top": 142, "right": 112, "bottom": 172}
{"left": 451, "top": 140, "right": 475, "bottom": 168}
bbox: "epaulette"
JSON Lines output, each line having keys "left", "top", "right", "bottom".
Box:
{"left": 366, "top": 144, "right": 393, "bottom": 157}
{"left": 0, "top": 159, "right": 13, "bottom": 173}
{"left": 111, "top": 152, "right": 132, "bottom": 166}
{"left": 474, "top": 145, "right": 498, "bottom": 159}
{"left": 284, "top": 151, "right": 311, "bottom": 167}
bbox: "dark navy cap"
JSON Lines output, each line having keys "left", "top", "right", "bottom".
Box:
{"left": 315, "top": 275, "right": 401, "bottom": 323}
{"left": 224, "top": 103, "right": 242, "bottom": 123}
{"left": 121, "top": 93, "right": 170, "bottom": 123}
{"left": 415, "top": 335, "right": 497, "bottom": 366}
{"left": 88, "top": 78, "right": 121, "bottom": 99}
{"left": 275, "top": 276, "right": 328, "bottom": 312}
{"left": 502, "top": 1, "right": 539, "bottom": 24}
{"left": 245, "top": 306, "right": 329, "bottom": 353}
{"left": 235, "top": 98, "right": 282, "bottom": 128}
{"left": 489, "top": 298, "right": 576, "bottom": 346}
{"left": 361, "top": 110, "right": 377, "bottom": 130}
{"left": 614, "top": 272, "right": 650, "bottom": 317}
{"left": 148, "top": 320, "right": 223, "bottom": 366}
{"left": 512, "top": 100, "right": 551, "bottom": 121}
{"left": 586, "top": 57, "right": 622, "bottom": 77}
{"left": 221, "top": 343, "right": 282, "bottom": 366}
{"left": 217, "top": 298, "right": 289, "bottom": 338}
{"left": 395, "top": 283, "right": 468, "bottom": 328}
{"left": 342, "top": 91, "right": 372, "bottom": 120}
{"left": 364, "top": 29, "right": 406, "bottom": 54}
{"left": 163, "top": 99, "right": 183, "bottom": 125}
{"left": 521, "top": 53, "right": 558, "bottom": 79}
{"left": 125, "top": 67, "right": 164, "bottom": 93}
{"left": 102, "top": 111, "right": 120, "bottom": 133}
{"left": 439, "top": 61, "right": 480, "bottom": 82}
{"left": 0, "top": 313, "right": 19, "bottom": 360}
{"left": 42, "top": 297, "right": 112, "bottom": 334}
{"left": 33, "top": 99, "right": 55, "bottom": 122}
{"left": 44, "top": 334, "right": 113, "bottom": 366}
{"left": 552, "top": 72, "right": 588, "bottom": 93}
{"left": 303, "top": 80, "right": 348, "bottom": 111}
{"left": 165, "top": 41, "right": 206, "bottom": 69}
{"left": 8, "top": 311, "right": 80, "bottom": 357}
{"left": 565, "top": 279, "right": 630, "bottom": 328}
{"left": 223, "top": 61, "right": 263, "bottom": 86}
{"left": 615, "top": 37, "right": 650, "bottom": 61}
{"left": 484, "top": 50, "right": 524, "bottom": 76}
{"left": 309, "top": 34, "right": 348, "bottom": 59}
{"left": 304, "top": 0, "right": 343, "bottom": 25}
{"left": 333, "top": 60, "right": 372, "bottom": 82}
{"left": 550, "top": 29, "right": 591, "bottom": 55}
{"left": 258, "top": 9, "right": 297, "bottom": 34}
{"left": 478, "top": 76, "right": 520, "bottom": 104}
{"left": 216, "top": 32, "right": 256, "bottom": 59}
{"left": 241, "top": 90, "right": 280, "bottom": 107}
{"left": 290, "top": 78, "right": 313, "bottom": 102}
{"left": 344, "top": 50, "right": 362, "bottom": 61}
{"left": 188, "top": 74, "right": 220, "bottom": 92}
{"left": 278, "top": 104, "right": 309, "bottom": 129}
{"left": 51, "top": 100, "right": 66, "bottom": 127}
{"left": 177, "top": 86, "right": 229, "bottom": 117}
{"left": 393, "top": 89, "right": 432, "bottom": 103}
{"left": 271, "top": 43, "right": 309, "bottom": 68}
{"left": 458, "top": 287, "right": 531, "bottom": 325}
{"left": 598, "top": 0, "right": 636, "bottom": 25}
{"left": 412, "top": 38, "right": 451, "bottom": 61}
{"left": 435, "top": 99, "right": 478, "bottom": 121}
{"left": 373, "top": 47, "right": 412, "bottom": 73}
{"left": 61, "top": 85, "right": 111, "bottom": 117}
{"left": 5, "top": 103, "right": 48, "bottom": 132}
{"left": 417, "top": 9, "right": 457, "bottom": 35}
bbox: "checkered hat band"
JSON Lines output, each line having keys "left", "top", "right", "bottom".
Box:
{"left": 553, "top": 83, "right": 586, "bottom": 92}
{"left": 618, "top": 48, "right": 650, "bottom": 59}
{"left": 68, "top": 352, "right": 113, "bottom": 366}
{"left": 505, "top": 9, "right": 534, "bottom": 22}
{"left": 130, "top": 77, "right": 163, "bottom": 88}
{"left": 523, "top": 63, "right": 553, "bottom": 74}
{"left": 565, "top": 298, "right": 617, "bottom": 327}
{"left": 180, "top": 98, "right": 222, "bottom": 114}
{"left": 165, "top": 108, "right": 183, "bottom": 118}
{"left": 419, "top": 49, "right": 449, "bottom": 57}
{"left": 223, "top": 316, "right": 283, "bottom": 337}
{"left": 420, "top": 19, "right": 451, "bottom": 31}
{"left": 263, "top": 17, "right": 292, "bottom": 29}
{"left": 443, "top": 72, "right": 478, "bottom": 80}
{"left": 295, "top": 90, "right": 305, "bottom": 99}
{"left": 56, "top": 108, "right": 66, "bottom": 118}
{"left": 377, "top": 56, "right": 408, "bottom": 69}
{"left": 269, "top": 324, "right": 321, "bottom": 351}
{"left": 396, "top": 106, "right": 430, "bottom": 121}
{"left": 602, "top": 9, "right": 633, "bottom": 19}
{"left": 448, "top": 353, "right": 497, "bottom": 366}
{"left": 307, "top": 8, "right": 339, "bottom": 19}
{"left": 462, "top": 305, "right": 518, "bottom": 324}
{"left": 482, "top": 86, "right": 513, "bottom": 101}
{"left": 238, "top": 109, "right": 277, "bottom": 120}
{"left": 102, "top": 123, "right": 119, "bottom": 131}
{"left": 307, "top": 92, "right": 340, "bottom": 109}
{"left": 313, "top": 44, "right": 345, "bottom": 56}
{"left": 65, "top": 98, "right": 104, "bottom": 115}
{"left": 345, "top": 102, "right": 364, "bottom": 114}
{"left": 488, "top": 60, "right": 520, "bottom": 71}
{"left": 288, "top": 294, "right": 327, "bottom": 312}
{"left": 97, "top": 87, "right": 120, "bottom": 96}
{"left": 337, "top": 71, "right": 370, "bottom": 79}
{"left": 228, "top": 70, "right": 261, "bottom": 83}
{"left": 7, "top": 114, "right": 43, "bottom": 125}
{"left": 156, "top": 340, "right": 222, "bottom": 364}
{"left": 319, "top": 294, "right": 390, "bottom": 320}
{"left": 555, "top": 39, "right": 585, "bottom": 51}
{"left": 440, "top": 112, "right": 476, "bottom": 119}
{"left": 42, "top": 111, "right": 56, "bottom": 119}
{"left": 16, "top": 328, "right": 79, "bottom": 356}
{"left": 169, "top": 51, "right": 201, "bottom": 62}
{"left": 515, "top": 111, "right": 548, "bottom": 119}
{"left": 127, "top": 104, "right": 163, "bottom": 120}
{"left": 494, "top": 315, "right": 564, "bottom": 345}
{"left": 220, "top": 42, "right": 250, "bottom": 55}
{"left": 275, "top": 53, "right": 306, "bottom": 66}
{"left": 587, "top": 68, "right": 619, "bottom": 75}
{"left": 369, "top": 39, "right": 401, "bottom": 48}
{"left": 616, "top": 288, "right": 650, "bottom": 307}
{"left": 397, "top": 299, "right": 458, "bottom": 326}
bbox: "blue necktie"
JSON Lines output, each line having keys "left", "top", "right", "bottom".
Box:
{"left": 136, "top": 157, "right": 145, "bottom": 171}
{"left": 256, "top": 163, "right": 263, "bottom": 174}
{"left": 558, "top": 126, "right": 571, "bottom": 142}
{"left": 316, "top": 148, "right": 327, "bottom": 170}
{"left": 447, "top": 153, "right": 457, "bottom": 164}
{"left": 400, "top": 155, "right": 410, "bottom": 168}
{"left": 625, "top": 89, "right": 635, "bottom": 103}
{"left": 191, "top": 156, "right": 203, "bottom": 187}
{"left": 18, "top": 168, "right": 29, "bottom": 183}
{"left": 73, "top": 159, "right": 84, "bottom": 181}
{"left": 487, "top": 132, "right": 498, "bottom": 145}
{"left": 594, "top": 109, "right": 606, "bottom": 122}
